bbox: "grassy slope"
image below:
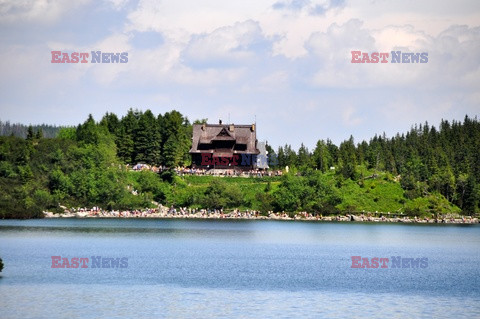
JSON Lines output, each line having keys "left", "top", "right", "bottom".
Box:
{"left": 177, "top": 175, "right": 281, "bottom": 210}
{"left": 337, "top": 176, "right": 405, "bottom": 213}
{"left": 173, "top": 173, "right": 405, "bottom": 213}
{"left": 171, "top": 172, "right": 461, "bottom": 216}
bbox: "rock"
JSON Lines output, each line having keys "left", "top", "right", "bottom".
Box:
{"left": 75, "top": 212, "right": 88, "bottom": 218}
{"left": 352, "top": 215, "right": 363, "bottom": 222}
{"left": 43, "top": 211, "right": 55, "bottom": 218}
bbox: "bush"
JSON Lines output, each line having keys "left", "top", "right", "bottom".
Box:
{"left": 404, "top": 193, "right": 461, "bottom": 217}
{"left": 169, "top": 186, "right": 202, "bottom": 207}
{"left": 0, "top": 161, "right": 16, "bottom": 178}
{"left": 201, "top": 179, "right": 244, "bottom": 209}
{"left": 272, "top": 172, "right": 340, "bottom": 214}
{"left": 135, "top": 171, "right": 171, "bottom": 202}
{"left": 256, "top": 192, "right": 273, "bottom": 213}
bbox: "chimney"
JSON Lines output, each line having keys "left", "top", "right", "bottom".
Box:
{"left": 251, "top": 124, "right": 255, "bottom": 132}
{"left": 219, "top": 119, "right": 222, "bottom": 125}
{"left": 229, "top": 124, "right": 234, "bottom": 132}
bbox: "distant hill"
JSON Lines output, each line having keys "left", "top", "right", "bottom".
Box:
{"left": 0, "top": 120, "right": 65, "bottom": 138}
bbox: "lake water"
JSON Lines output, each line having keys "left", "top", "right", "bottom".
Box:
{"left": 0, "top": 219, "right": 479, "bottom": 318}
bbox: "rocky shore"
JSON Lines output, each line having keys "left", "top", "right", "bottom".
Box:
{"left": 43, "top": 206, "right": 479, "bottom": 224}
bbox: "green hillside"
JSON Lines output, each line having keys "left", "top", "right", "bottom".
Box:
{"left": 0, "top": 110, "right": 478, "bottom": 218}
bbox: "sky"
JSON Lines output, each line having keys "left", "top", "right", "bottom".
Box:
{"left": 0, "top": 0, "right": 479, "bottom": 150}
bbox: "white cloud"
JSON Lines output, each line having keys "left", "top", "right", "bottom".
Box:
{"left": 0, "top": 0, "right": 90, "bottom": 24}
{"left": 104, "top": 0, "right": 129, "bottom": 10}
{"left": 125, "top": 0, "right": 273, "bottom": 41}
{"left": 272, "top": 0, "right": 345, "bottom": 15}
{"left": 299, "top": 19, "right": 480, "bottom": 94}
{"left": 182, "top": 20, "right": 263, "bottom": 69}
{"left": 372, "top": 25, "right": 432, "bottom": 52}
{"left": 342, "top": 106, "right": 364, "bottom": 127}
{"left": 344, "top": 0, "right": 480, "bottom": 37}
{"left": 1, "top": 0, "right": 479, "bottom": 149}
{"left": 89, "top": 33, "right": 132, "bottom": 85}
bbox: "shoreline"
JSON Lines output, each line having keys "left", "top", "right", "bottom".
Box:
{"left": 43, "top": 207, "right": 479, "bottom": 224}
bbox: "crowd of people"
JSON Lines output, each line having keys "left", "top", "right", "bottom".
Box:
{"left": 174, "top": 167, "right": 283, "bottom": 177}
{"left": 129, "top": 163, "right": 283, "bottom": 177}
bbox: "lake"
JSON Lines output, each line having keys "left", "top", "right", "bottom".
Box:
{"left": 0, "top": 218, "right": 479, "bottom": 318}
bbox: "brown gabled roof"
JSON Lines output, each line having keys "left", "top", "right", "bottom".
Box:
{"left": 212, "top": 128, "right": 235, "bottom": 141}
{"left": 190, "top": 123, "right": 259, "bottom": 154}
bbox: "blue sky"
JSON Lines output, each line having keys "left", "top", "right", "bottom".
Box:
{"left": 0, "top": 0, "right": 479, "bottom": 150}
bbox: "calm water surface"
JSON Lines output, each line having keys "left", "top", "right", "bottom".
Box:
{"left": 0, "top": 219, "right": 479, "bottom": 318}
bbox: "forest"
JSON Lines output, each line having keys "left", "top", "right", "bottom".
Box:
{"left": 0, "top": 109, "right": 478, "bottom": 218}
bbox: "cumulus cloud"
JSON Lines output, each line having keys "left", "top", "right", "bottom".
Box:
{"left": 296, "top": 19, "right": 480, "bottom": 95}
{"left": 0, "top": 0, "right": 479, "bottom": 148}
{"left": 181, "top": 20, "right": 265, "bottom": 69}
{"left": 125, "top": 0, "right": 272, "bottom": 42}
{"left": 273, "top": 0, "right": 345, "bottom": 15}
{"left": 88, "top": 33, "right": 132, "bottom": 85}
{"left": 0, "top": 0, "right": 90, "bottom": 24}
{"left": 104, "top": 0, "right": 129, "bottom": 10}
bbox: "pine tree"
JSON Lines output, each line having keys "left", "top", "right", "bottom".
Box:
{"left": 26, "top": 125, "right": 34, "bottom": 140}
{"left": 283, "top": 144, "right": 297, "bottom": 168}
{"left": 100, "top": 112, "right": 120, "bottom": 135}
{"left": 76, "top": 114, "right": 99, "bottom": 145}
{"left": 312, "top": 139, "right": 331, "bottom": 172}
{"left": 326, "top": 139, "right": 338, "bottom": 165}
{"left": 161, "top": 110, "right": 191, "bottom": 167}
{"left": 134, "top": 110, "right": 161, "bottom": 165}
{"left": 116, "top": 125, "right": 134, "bottom": 164}
{"left": 277, "top": 146, "right": 285, "bottom": 168}
{"left": 297, "top": 143, "right": 311, "bottom": 168}
{"left": 463, "top": 175, "right": 479, "bottom": 215}
{"left": 338, "top": 136, "right": 357, "bottom": 179}
{"left": 35, "top": 129, "right": 43, "bottom": 139}
{"left": 117, "top": 109, "right": 139, "bottom": 163}
{"left": 163, "top": 134, "right": 181, "bottom": 168}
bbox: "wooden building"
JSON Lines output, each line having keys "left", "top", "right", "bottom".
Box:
{"left": 190, "top": 121, "right": 261, "bottom": 170}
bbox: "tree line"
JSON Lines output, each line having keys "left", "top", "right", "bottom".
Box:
{"left": 0, "top": 109, "right": 194, "bottom": 218}
{"left": 97, "top": 109, "right": 192, "bottom": 168}
{"left": 0, "top": 120, "right": 63, "bottom": 138}
{"left": 268, "top": 116, "right": 480, "bottom": 213}
{"left": 0, "top": 110, "right": 478, "bottom": 217}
